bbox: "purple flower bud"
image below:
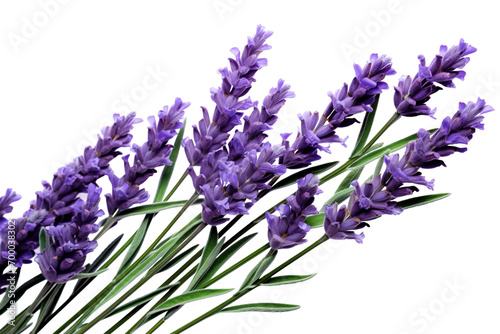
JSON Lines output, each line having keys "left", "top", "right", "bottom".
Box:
{"left": 266, "top": 174, "right": 320, "bottom": 250}
{"left": 324, "top": 203, "right": 366, "bottom": 243}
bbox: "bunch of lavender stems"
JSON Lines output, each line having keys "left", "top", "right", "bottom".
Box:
{"left": 0, "top": 26, "right": 489, "bottom": 334}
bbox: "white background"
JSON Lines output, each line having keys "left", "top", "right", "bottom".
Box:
{"left": 1, "top": 1, "right": 499, "bottom": 333}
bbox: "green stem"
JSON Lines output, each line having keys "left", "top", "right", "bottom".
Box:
{"left": 7, "top": 283, "right": 55, "bottom": 334}
{"left": 171, "top": 235, "right": 328, "bottom": 334}
{"left": 55, "top": 193, "right": 200, "bottom": 334}
{"left": 163, "top": 170, "right": 188, "bottom": 202}
{"left": 75, "top": 223, "right": 207, "bottom": 334}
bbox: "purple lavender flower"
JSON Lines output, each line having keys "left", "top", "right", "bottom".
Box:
{"left": 0, "top": 189, "right": 21, "bottom": 226}
{"left": 394, "top": 39, "right": 476, "bottom": 117}
{"left": 183, "top": 25, "right": 272, "bottom": 167}
{"left": 0, "top": 113, "right": 140, "bottom": 286}
{"left": 200, "top": 143, "right": 286, "bottom": 226}
{"left": 324, "top": 203, "right": 366, "bottom": 243}
{"left": 266, "top": 174, "right": 320, "bottom": 250}
{"left": 228, "top": 79, "right": 295, "bottom": 162}
{"left": 281, "top": 54, "right": 396, "bottom": 169}
{"left": 324, "top": 98, "right": 492, "bottom": 242}
{"left": 35, "top": 184, "right": 103, "bottom": 283}
{"left": 106, "top": 99, "right": 188, "bottom": 214}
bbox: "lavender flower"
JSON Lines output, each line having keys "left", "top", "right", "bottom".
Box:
{"left": 183, "top": 25, "right": 272, "bottom": 167}
{"left": 281, "top": 54, "right": 396, "bottom": 169}
{"left": 35, "top": 184, "right": 102, "bottom": 283}
{"left": 0, "top": 113, "right": 140, "bottom": 284}
{"left": 324, "top": 98, "right": 492, "bottom": 242}
{"left": 394, "top": 39, "right": 476, "bottom": 117}
{"left": 266, "top": 174, "right": 320, "bottom": 250}
{"left": 200, "top": 143, "right": 286, "bottom": 226}
{"left": 106, "top": 99, "right": 188, "bottom": 214}
{"left": 0, "top": 189, "right": 21, "bottom": 226}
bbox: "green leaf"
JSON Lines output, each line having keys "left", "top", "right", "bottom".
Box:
{"left": 105, "top": 283, "right": 178, "bottom": 318}
{"left": 73, "top": 268, "right": 109, "bottom": 279}
{"left": 350, "top": 128, "right": 438, "bottom": 169}
{"left": 350, "top": 94, "right": 380, "bottom": 158}
{"left": 32, "top": 284, "right": 65, "bottom": 333}
{"left": 272, "top": 161, "right": 339, "bottom": 190}
{"left": 73, "top": 234, "right": 123, "bottom": 292}
{"left": 221, "top": 303, "right": 300, "bottom": 313}
{"left": 148, "top": 289, "right": 233, "bottom": 316}
{"left": 97, "top": 234, "right": 182, "bottom": 308}
{"left": 320, "top": 187, "right": 354, "bottom": 213}
{"left": 0, "top": 269, "right": 25, "bottom": 315}
{"left": 187, "top": 226, "right": 225, "bottom": 290}
{"left": 39, "top": 227, "right": 49, "bottom": 252}
{"left": 198, "top": 233, "right": 257, "bottom": 288}
{"left": 111, "top": 199, "right": 203, "bottom": 223}
{"left": 154, "top": 121, "right": 186, "bottom": 202}
{"left": 304, "top": 213, "right": 325, "bottom": 229}
{"left": 261, "top": 274, "right": 316, "bottom": 286}
{"left": 373, "top": 150, "right": 390, "bottom": 176}
{"left": 240, "top": 251, "right": 277, "bottom": 291}
{"left": 159, "top": 245, "right": 199, "bottom": 273}
{"left": 117, "top": 215, "right": 153, "bottom": 275}
{"left": 396, "top": 193, "right": 451, "bottom": 210}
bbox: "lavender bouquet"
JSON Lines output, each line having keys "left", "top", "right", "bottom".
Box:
{"left": 0, "top": 25, "right": 492, "bottom": 334}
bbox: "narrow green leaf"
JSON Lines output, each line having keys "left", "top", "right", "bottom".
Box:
{"left": 148, "top": 289, "right": 233, "bottom": 316}
{"left": 159, "top": 245, "right": 199, "bottom": 273}
{"left": 97, "top": 235, "right": 181, "bottom": 308}
{"left": 39, "top": 227, "right": 49, "bottom": 252}
{"left": 373, "top": 150, "right": 390, "bottom": 176}
{"left": 0, "top": 269, "right": 23, "bottom": 315}
{"left": 198, "top": 233, "right": 257, "bottom": 288}
{"left": 105, "top": 283, "right": 178, "bottom": 318}
{"left": 221, "top": 303, "right": 300, "bottom": 313}
{"left": 187, "top": 227, "right": 225, "bottom": 290}
{"left": 350, "top": 94, "right": 380, "bottom": 158}
{"left": 350, "top": 129, "right": 438, "bottom": 169}
{"left": 73, "top": 268, "right": 109, "bottom": 279}
{"left": 261, "top": 274, "right": 316, "bottom": 286}
{"left": 240, "top": 251, "right": 277, "bottom": 291}
{"left": 304, "top": 213, "right": 325, "bottom": 229}
{"left": 154, "top": 121, "right": 186, "bottom": 202}
{"left": 396, "top": 193, "right": 451, "bottom": 210}
{"left": 118, "top": 215, "right": 153, "bottom": 275}
{"left": 336, "top": 166, "right": 364, "bottom": 194}
{"left": 32, "top": 284, "right": 65, "bottom": 333}
{"left": 112, "top": 199, "right": 203, "bottom": 222}
{"left": 320, "top": 187, "right": 354, "bottom": 213}
{"left": 73, "top": 234, "right": 123, "bottom": 293}
{"left": 272, "top": 161, "right": 339, "bottom": 190}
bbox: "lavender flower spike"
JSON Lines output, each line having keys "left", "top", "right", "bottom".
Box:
{"left": 0, "top": 189, "right": 21, "bottom": 226}
{"left": 35, "top": 184, "right": 103, "bottom": 283}
{"left": 267, "top": 174, "right": 320, "bottom": 250}
{"left": 106, "top": 99, "right": 188, "bottom": 214}
{"left": 281, "top": 54, "right": 396, "bottom": 169}
{"left": 394, "top": 39, "right": 476, "bottom": 117}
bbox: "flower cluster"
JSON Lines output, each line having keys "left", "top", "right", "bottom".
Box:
{"left": 0, "top": 113, "right": 140, "bottom": 288}
{"left": 394, "top": 39, "right": 476, "bottom": 117}
{"left": 324, "top": 98, "right": 493, "bottom": 242}
{"left": 35, "top": 184, "right": 103, "bottom": 283}
{"left": 105, "top": 99, "right": 188, "bottom": 214}
{"left": 281, "top": 54, "right": 396, "bottom": 169}
{"left": 266, "top": 174, "right": 321, "bottom": 250}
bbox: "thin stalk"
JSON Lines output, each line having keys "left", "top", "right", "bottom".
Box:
{"left": 54, "top": 193, "right": 199, "bottom": 334}
{"left": 7, "top": 283, "right": 55, "bottom": 334}
{"left": 163, "top": 170, "right": 188, "bottom": 202}
{"left": 75, "top": 223, "right": 207, "bottom": 334}
{"left": 171, "top": 235, "right": 329, "bottom": 334}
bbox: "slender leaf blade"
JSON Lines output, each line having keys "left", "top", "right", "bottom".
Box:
{"left": 73, "top": 268, "right": 109, "bottom": 279}
{"left": 262, "top": 274, "right": 316, "bottom": 286}
{"left": 272, "top": 161, "right": 339, "bottom": 190}
{"left": 148, "top": 289, "right": 233, "bottom": 316}
{"left": 304, "top": 213, "right": 325, "bottom": 229}
{"left": 117, "top": 215, "right": 153, "bottom": 275}
{"left": 39, "top": 227, "right": 49, "bottom": 252}
{"left": 396, "top": 193, "right": 451, "bottom": 210}
{"left": 350, "top": 94, "right": 380, "bottom": 158}
{"left": 221, "top": 303, "right": 300, "bottom": 313}
{"left": 198, "top": 233, "right": 257, "bottom": 288}
{"left": 112, "top": 199, "right": 203, "bottom": 222}
{"left": 240, "top": 251, "right": 276, "bottom": 291}
{"left": 154, "top": 121, "right": 186, "bottom": 202}
{"left": 350, "top": 129, "right": 438, "bottom": 169}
